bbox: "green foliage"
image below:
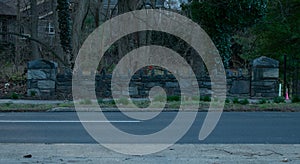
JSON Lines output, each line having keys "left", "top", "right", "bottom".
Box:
{"left": 292, "top": 96, "right": 300, "bottom": 103}
{"left": 249, "top": 0, "right": 300, "bottom": 69}
{"left": 258, "top": 99, "right": 267, "bottom": 104}
{"left": 11, "top": 92, "right": 19, "bottom": 100}
{"left": 5, "top": 102, "right": 12, "bottom": 107}
{"left": 167, "top": 95, "right": 180, "bottom": 102}
{"left": 200, "top": 96, "right": 211, "bottom": 102}
{"left": 273, "top": 96, "right": 285, "bottom": 103}
{"left": 183, "top": 0, "right": 268, "bottom": 67}
{"left": 57, "top": 0, "right": 73, "bottom": 61}
{"left": 225, "top": 98, "right": 231, "bottom": 103}
{"left": 232, "top": 97, "right": 239, "bottom": 104}
{"left": 239, "top": 98, "right": 249, "bottom": 105}
{"left": 30, "top": 91, "right": 36, "bottom": 97}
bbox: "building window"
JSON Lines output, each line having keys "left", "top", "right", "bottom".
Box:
{"left": 46, "top": 22, "right": 55, "bottom": 35}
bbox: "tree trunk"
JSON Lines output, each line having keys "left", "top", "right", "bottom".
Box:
{"left": 30, "top": 0, "right": 39, "bottom": 59}
{"left": 91, "top": 0, "right": 102, "bottom": 27}
{"left": 52, "top": 0, "right": 65, "bottom": 68}
{"left": 72, "top": 0, "right": 90, "bottom": 63}
{"left": 14, "top": 0, "right": 21, "bottom": 72}
{"left": 117, "top": 0, "right": 142, "bottom": 60}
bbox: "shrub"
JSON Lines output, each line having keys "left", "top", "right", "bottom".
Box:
{"left": 11, "top": 92, "right": 19, "bottom": 100}
{"left": 292, "top": 96, "right": 300, "bottom": 103}
{"left": 232, "top": 98, "right": 239, "bottom": 104}
{"left": 201, "top": 96, "right": 211, "bottom": 102}
{"left": 30, "top": 91, "right": 37, "bottom": 97}
{"left": 239, "top": 99, "right": 249, "bottom": 105}
{"left": 258, "top": 99, "right": 267, "bottom": 104}
{"left": 167, "top": 95, "right": 180, "bottom": 102}
{"left": 273, "top": 96, "right": 285, "bottom": 103}
{"left": 225, "top": 99, "right": 231, "bottom": 103}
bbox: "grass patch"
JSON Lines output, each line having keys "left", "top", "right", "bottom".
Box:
{"left": 116, "top": 97, "right": 129, "bottom": 105}
{"left": 0, "top": 104, "right": 55, "bottom": 111}
{"left": 79, "top": 99, "right": 93, "bottom": 105}
{"left": 153, "top": 95, "right": 166, "bottom": 102}
{"left": 1, "top": 98, "right": 300, "bottom": 112}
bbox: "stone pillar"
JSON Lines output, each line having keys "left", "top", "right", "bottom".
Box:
{"left": 27, "top": 59, "right": 58, "bottom": 98}
{"left": 251, "top": 56, "right": 279, "bottom": 98}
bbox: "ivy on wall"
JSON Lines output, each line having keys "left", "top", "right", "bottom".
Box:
{"left": 57, "top": 0, "right": 73, "bottom": 64}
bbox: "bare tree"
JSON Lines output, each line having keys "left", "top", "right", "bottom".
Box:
{"left": 30, "top": 0, "right": 39, "bottom": 59}
{"left": 71, "top": 0, "right": 90, "bottom": 63}
{"left": 117, "top": 0, "right": 143, "bottom": 60}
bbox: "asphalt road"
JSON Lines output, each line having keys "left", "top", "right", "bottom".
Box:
{"left": 0, "top": 112, "right": 299, "bottom": 144}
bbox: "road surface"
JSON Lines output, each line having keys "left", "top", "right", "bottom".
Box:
{"left": 0, "top": 112, "right": 299, "bottom": 144}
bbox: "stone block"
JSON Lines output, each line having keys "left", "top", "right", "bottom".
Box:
{"left": 27, "top": 70, "right": 47, "bottom": 80}
{"left": 229, "top": 80, "right": 250, "bottom": 94}
{"left": 263, "top": 68, "right": 279, "bottom": 79}
{"left": 38, "top": 80, "right": 55, "bottom": 89}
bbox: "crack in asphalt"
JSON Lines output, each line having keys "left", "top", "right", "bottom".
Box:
{"left": 214, "top": 148, "right": 284, "bottom": 157}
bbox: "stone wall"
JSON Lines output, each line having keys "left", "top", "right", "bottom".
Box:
{"left": 57, "top": 71, "right": 252, "bottom": 99}
{"left": 27, "top": 56, "right": 280, "bottom": 99}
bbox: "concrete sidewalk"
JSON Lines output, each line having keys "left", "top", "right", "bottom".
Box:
{"left": 0, "top": 144, "right": 299, "bottom": 163}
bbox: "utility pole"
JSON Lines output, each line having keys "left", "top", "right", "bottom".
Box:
{"left": 284, "top": 54, "right": 287, "bottom": 98}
